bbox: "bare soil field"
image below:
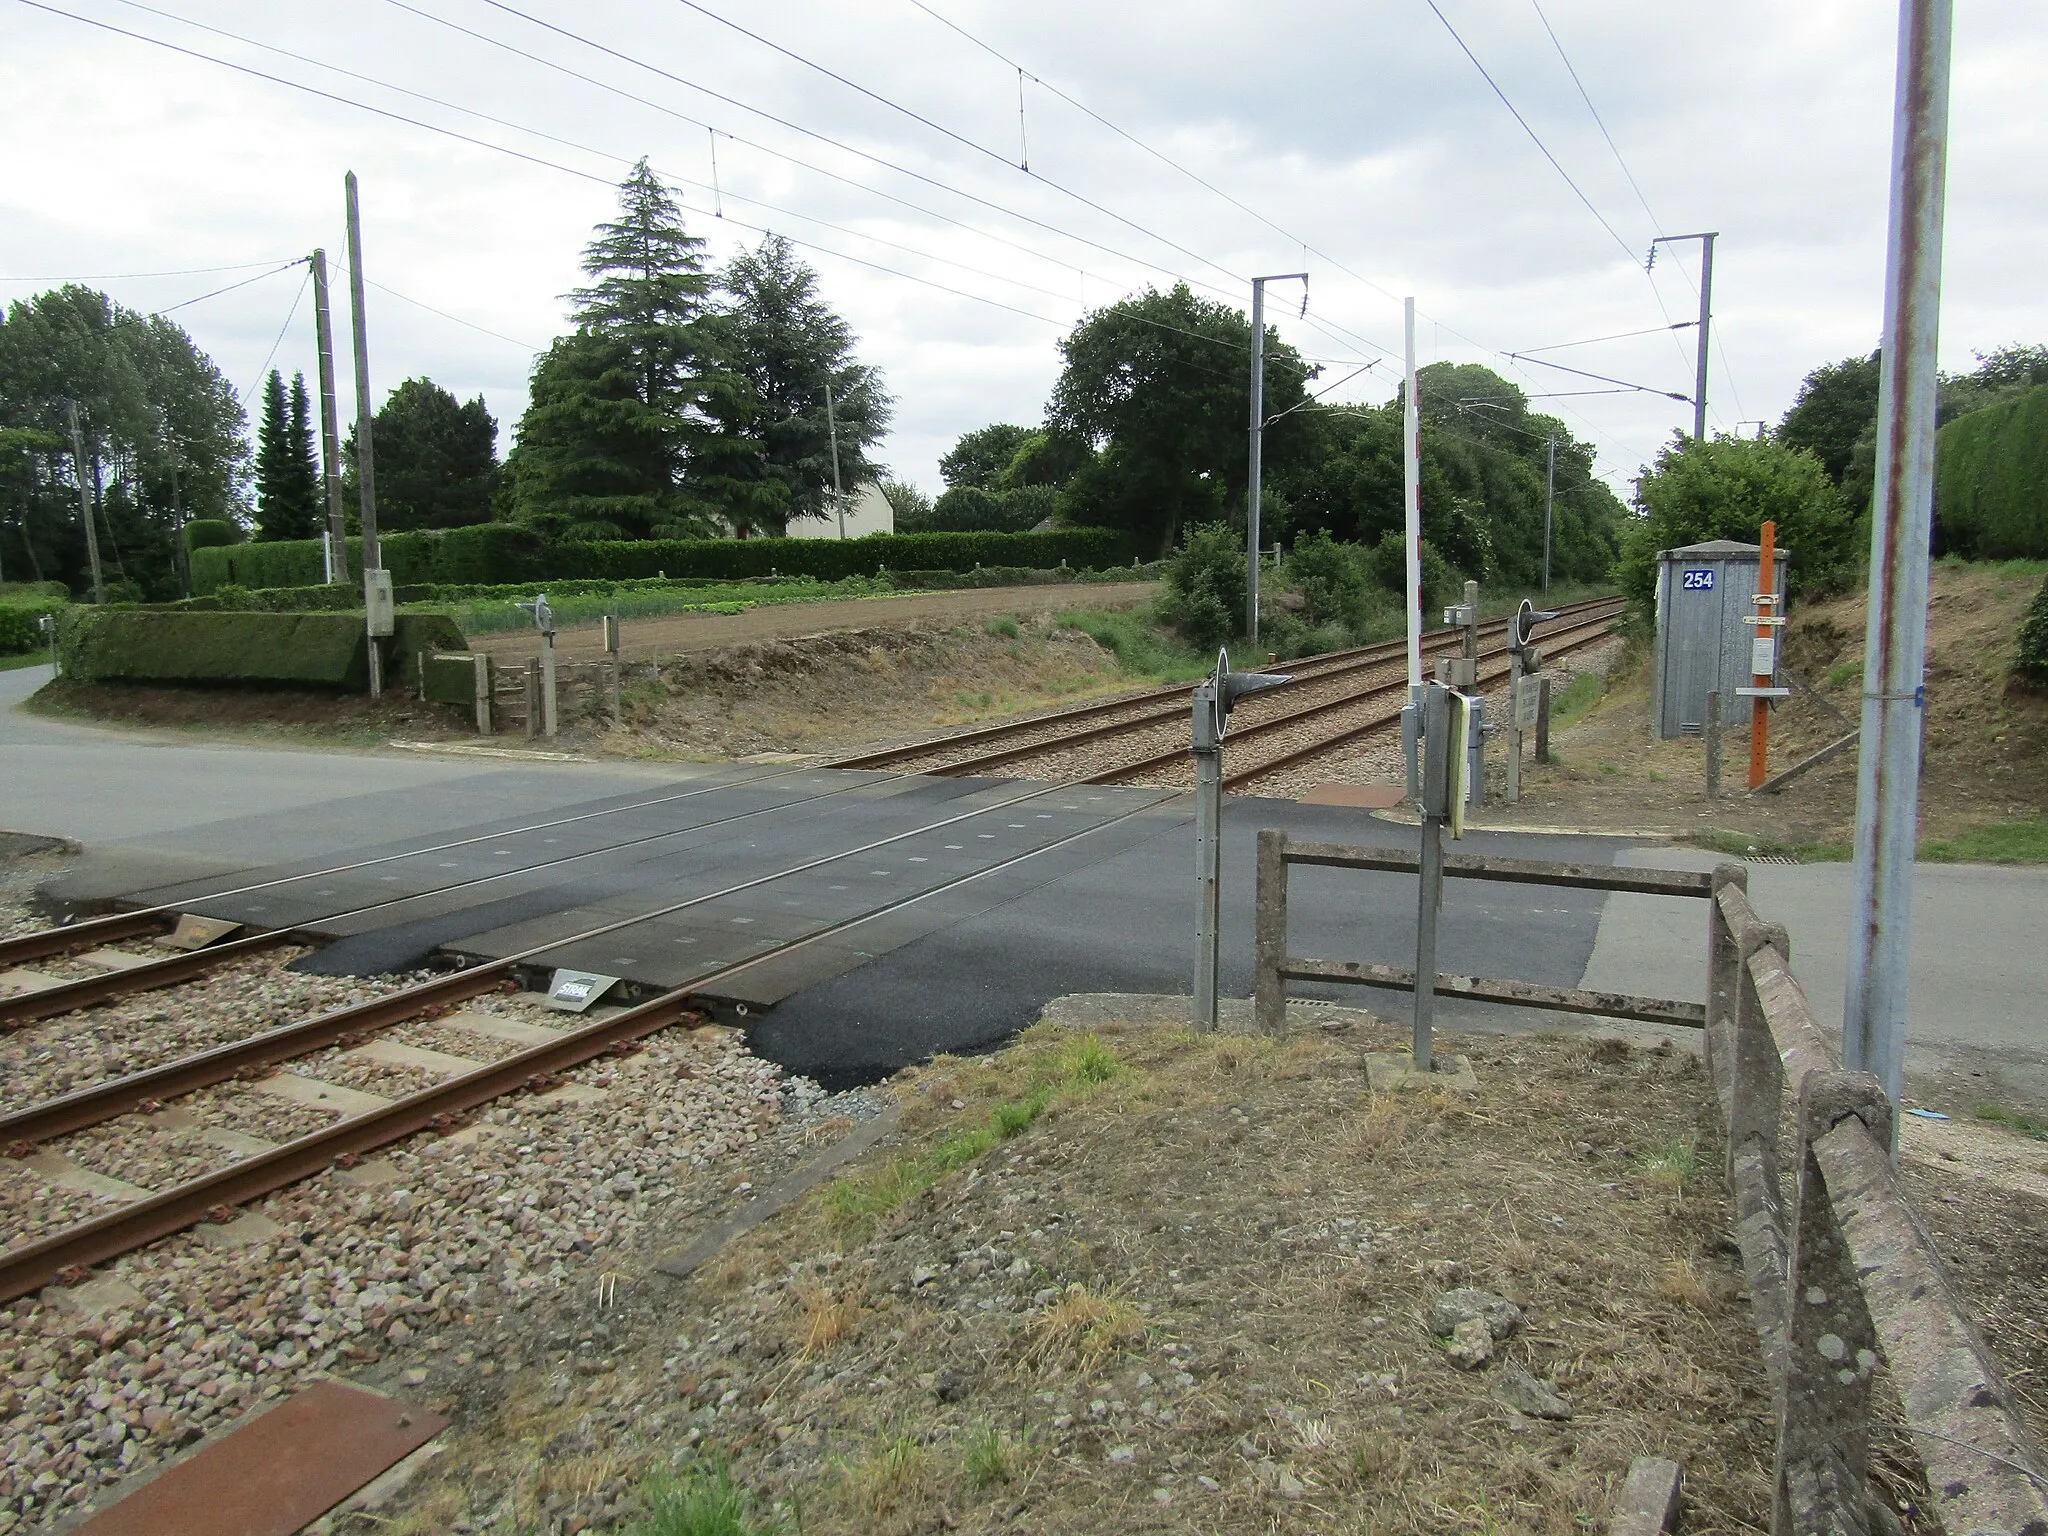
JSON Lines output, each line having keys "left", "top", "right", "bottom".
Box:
{"left": 1486, "top": 562, "right": 2048, "bottom": 849}
{"left": 356, "top": 1001, "right": 1812, "bottom": 1536}
{"left": 473, "top": 583, "right": 1158, "bottom": 665}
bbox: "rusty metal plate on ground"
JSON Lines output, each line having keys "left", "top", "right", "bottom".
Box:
{"left": 73, "top": 1380, "right": 445, "bottom": 1536}
{"left": 1299, "top": 782, "right": 1405, "bottom": 810}
{"left": 154, "top": 914, "right": 242, "bottom": 951}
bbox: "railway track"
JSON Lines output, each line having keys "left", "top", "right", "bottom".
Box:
{"left": 829, "top": 594, "right": 1621, "bottom": 776}
{"left": 0, "top": 778, "right": 1174, "bottom": 1305}
{"left": 872, "top": 597, "right": 1625, "bottom": 790}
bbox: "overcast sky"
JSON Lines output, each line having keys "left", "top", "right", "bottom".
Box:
{"left": 4, "top": 0, "right": 2044, "bottom": 499}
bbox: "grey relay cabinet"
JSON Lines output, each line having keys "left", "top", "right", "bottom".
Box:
{"left": 1650, "top": 538, "right": 1791, "bottom": 739}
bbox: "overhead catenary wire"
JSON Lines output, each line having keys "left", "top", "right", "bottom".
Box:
{"left": 154, "top": 257, "right": 307, "bottom": 315}
{"left": 238, "top": 262, "right": 313, "bottom": 406}
{"left": 0, "top": 258, "right": 301, "bottom": 282}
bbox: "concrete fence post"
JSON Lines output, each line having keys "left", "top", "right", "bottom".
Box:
{"left": 523, "top": 659, "right": 541, "bottom": 741}
{"left": 1772, "top": 1069, "right": 1891, "bottom": 1536}
{"left": 1254, "top": 829, "right": 1288, "bottom": 1037}
{"left": 1534, "top": 676, "right": 1553, "bottom": 764}
{"left": 1705, "top": 864, "right": 1748, "bottom": 1116}
{"left": 474, "top": 654, "right": 494, "bottom": 735}
{"left": 1705, "top": 689, "right": 1723, "bottom": 800}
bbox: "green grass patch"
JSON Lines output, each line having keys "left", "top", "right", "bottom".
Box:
{"left": 1825, "top": 660, "right": 1863, "bottom": 688}
{"left": 0, "top": 650, "right": 52, "bottom": 672}
{"left": 1918, "top": 821, "right": 2048, "bottom": 864}
{"left": 1972, "top": 1102, "right": 2048, "bottom": 1141}
{"left": 447, "top": 576, "right": 896, "bottom": 635}
{"left": 1547, "top": 668, "right": 1607, "bottom": 730}
{"left": 1055, "top": 608, "right": 1211, "bottom": 681}
{"left": 624, "top": 1461, "right": 783, "bottom": 1536}
{"left": 961, "top": 1422, "right": 1018, "bottom": 1490}
{"left": 824, "top": 1035, "right": 1123, "bottom": 1238}
{"left": 983, "top": 616, "right": 1020, "bottom": 639}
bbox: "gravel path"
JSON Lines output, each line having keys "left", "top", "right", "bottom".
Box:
{"left": 0, "top": 1000, "right": 869, "bottom": 1532}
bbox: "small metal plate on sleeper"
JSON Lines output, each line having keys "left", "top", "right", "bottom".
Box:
{"left": 154, "top": 914, "right": 243, "bottom": 951}
{"left": 545, "top": 969, "right": 619, "bottom": 1012}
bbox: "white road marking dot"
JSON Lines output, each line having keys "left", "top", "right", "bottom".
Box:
{"left": 731, "top": 917, "right": 753, "bottom": 925}
{"left": 978, "top": 834, "right": 995, "bottom": 839}
{"left": 944, "top": 845, "right": 964, "bottom": 850}
{"left": 908, "top": 856, "right": 928, "bottom": 863}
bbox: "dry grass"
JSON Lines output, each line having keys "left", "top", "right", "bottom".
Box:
{"left": 1657, "top": 1258, "right": 1716, "bottom": 1311}
{"left": 1022, "top": 1284, "right": 1150, "bottom": 1370}
{"left": 797, "top": 1285, "right": 862, "bottom": 1352}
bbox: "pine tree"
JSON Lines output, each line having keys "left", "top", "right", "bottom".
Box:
{"left": 254, "top": 370, "right": 297, "bottom": 540}
{"left": 507, "top": 159, "right": 725, "bottom": 538}
{"left": 708, "top": 234, "right": 891, "bottom": 533}
{"left": 285, "top": 372, "right": 322, "bottom": 534}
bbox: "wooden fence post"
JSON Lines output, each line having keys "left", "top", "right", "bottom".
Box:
{"left": 1534, "top": 676, "right": 1553, "bottom": 764}
{"left": 1254, "top": 829, "right": 1288, "bottom": 1037}
{"left": 1705, "top": 864, "right": 1748, "bottom": 1115}
{"left": 1705, "top": 689, "right": 1723, "bottom": 800}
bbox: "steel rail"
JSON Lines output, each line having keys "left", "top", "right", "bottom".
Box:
{"left": 1079, "top": 605, "right": 1624, "bottom": 787}
{"left": 0, "top": 787, "right": 1178, "bottom": 1304}
{"left": 0, "top": 758, "right": 845, "bottom": 971}
{"left": 0, "top": 777, "right": 1160, "bottom": 1152}
{"left": 1217, "top": 613, "right": 1623, "bottom": 789}
{"left": 827, "top": 595, "right": 1620, "bottom": 772}
{"left": 0, "top": 930, "right": 297, "bottom": 1029}
{"left": 0, "top": 769, "right": 919, "bottom": 1027}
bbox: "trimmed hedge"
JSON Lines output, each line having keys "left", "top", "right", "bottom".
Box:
{"left": 2016, "top": 573, "right": 2048, "bottom": 690}
{"left": 57, "top": 609, "right": 465, "bottom": 690}
{"left": 189, "top": 525, "right": 1137, "bottom": 595}
{"left": 1936, "top": 385, "right": 2048, "bottom": 558}
{"left": 183, "top": 519, "right": 242, "bottom": 553}
{"left": 0, "top": 597, "right": 67, "bottom": 655}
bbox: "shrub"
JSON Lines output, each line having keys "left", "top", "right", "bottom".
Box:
{"left": 0, "top": 596, "right": 66, "bottom": 655}
{"left": 190, "top": 522, "right": 547, "bottom": 593}
{"left": 1157, "top": 522, "right": 1247, "bottom": 651}
{"left": 1286, "top": 530, "right": 1372, "bottom": 630}
{"left": 56, "top": 608, "right": 464, "bottom": 690}
{"left": 1363, "top": 529, "right": 1458, "bottom": 616}
{"left": 2015, "top": 572, "right": 2048, "bottom": 690}
{"left": 1937, "top": 384, "right": 2048, "bottom": 558}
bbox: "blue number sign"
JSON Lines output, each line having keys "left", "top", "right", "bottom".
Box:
{"left": 1681, "top": 568, "right": 1715, "bottom": 592}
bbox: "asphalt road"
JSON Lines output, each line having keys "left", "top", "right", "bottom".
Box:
{"left": 8, "top": 665, "right": 2044, "bottom": 1100}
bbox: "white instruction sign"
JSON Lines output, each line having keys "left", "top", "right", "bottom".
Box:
{"left": 1514, "top": 676, "right": 1542, "bottom": 728}
{"left": 1750, "top": 636, "right": 1777, "bottom": 678}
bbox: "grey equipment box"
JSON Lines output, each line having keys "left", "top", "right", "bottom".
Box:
{"left": 1650, "top": 539, "right": 1791, "bottom": 740}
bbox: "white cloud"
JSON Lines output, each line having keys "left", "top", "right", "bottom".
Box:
{"left": 4, "top": 0, "right": 2043, "bottom": 498}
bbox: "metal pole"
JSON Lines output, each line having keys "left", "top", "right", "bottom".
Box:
{"left": 1693, "top": 234, "right": 1715, "bottom": 442}
{"left": 1246, "top": 278, "right": 1265, "bottom": 642}
{"left": 1402, "top": 298, "right": 1423, "bottom": 692}
{"left": 1543, "top": 434, "right": 1555, "bottom": 591}
{"left": 1412, "top": 683, "right": 1448, "bottom": 1074}
{"left": 541, "top": 633, "right": 558, "bottom": 737}
{"left": 1192, "top": 683, "right": 1222, "bottom": 1032}
{"left": 1506, "top": 648, "right": 1523, "bottom": 804}
{"left": 1749, "top": 519, "right": 1776, "bottom": 789}
{"left": 825, "top": 381, "right": 845, "bottom": 539}
{"left": 345, "top": 171, "right": 383, "bottom": 697}
{"left": 65, "top": 401, "right": 104, "bottom": 604}
{"left": 1845, "top": 0, "right": 1953, "bottom": 1127}
{"left": 311, "top": 248, "right": 349, "bottom": 585}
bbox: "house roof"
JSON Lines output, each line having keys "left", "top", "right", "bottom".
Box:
{"left": 1661, "top": 539, "right": 1784, "bottom": 557}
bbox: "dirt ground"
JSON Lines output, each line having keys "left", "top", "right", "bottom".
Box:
{"left": 472, "top": 584, "right": 1159, "bottom": 665}
{"left": 1487, "top": 563, "right": 2048, "bottom": 848}
{"left": 353, "top": 1001, "right": 1814, "bottom": 1536}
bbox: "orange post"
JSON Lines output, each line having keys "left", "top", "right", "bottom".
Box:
{"left": 1748, "top": 520, "right": 1776, "bottom": 789}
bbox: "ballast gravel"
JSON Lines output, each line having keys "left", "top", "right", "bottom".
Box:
{"left": 0, "top": 1017, "right": 856, "bottom": 1532}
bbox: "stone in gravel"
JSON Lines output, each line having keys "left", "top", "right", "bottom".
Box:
{"left": 1105, "top": 1445, "right": 1135, "bottom": 1464}
{"left": 932, "top": 1369, "right": 969, "bottom": 1404}
{"left": 1446, "top": 1317, "right": 1495, "bottom": 1369}
{"left": 1493, "top": 1368, "right": 1572, "bottom": 1420}
{"left": 1429, "top": 1288, "right": 1522, "bottom": 1342}
{"left": 1254, "top": 1460, "right": 1305, "bottom": 1499}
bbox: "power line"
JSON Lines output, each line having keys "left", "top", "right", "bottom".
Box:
{"left": 0, "top": 258, "right": 299, "bottom": 282}
{"left": 669, "top": 0, "right": 1246, "bottom": 291}
{"left": 1504, "top": 351, "right": 1692, "bottom": 401}
{"left": 1421, "top": 0, "right": 1639, "bottom": 267}
{"left": 117, "top": 0, "right": 1094, "bottom": 317}
{"left": 239, "top": 262, "right": 312, "bottom": 406}
{"left": 156, "top": 257, "right": 306, "bottom": 314}
{"left": 1515, "top": 322, "right": 1695, "bottom": 355}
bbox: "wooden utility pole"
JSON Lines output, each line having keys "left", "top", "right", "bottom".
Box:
{"left": 1748, "top": 520, "right": 1777, "bottom": 789}
{"left": 825, "top": 380, "right": 845, "bottom": 538}
{"left": 65, "top": 401, "right": 104, "bottom": 604}
{"left": 310, "top": 248, "right": 349, "bottom": 584}
{"left": 345, "top": 172, "right": 385, "bottom": 697}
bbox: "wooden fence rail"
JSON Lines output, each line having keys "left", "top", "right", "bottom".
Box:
{"left": 1253, "top": 830, "right": 2048, "bottom": 1533}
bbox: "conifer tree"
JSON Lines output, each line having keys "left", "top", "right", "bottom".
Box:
{"left": 507, "top": 159, "right": 726, "bottom": 538}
